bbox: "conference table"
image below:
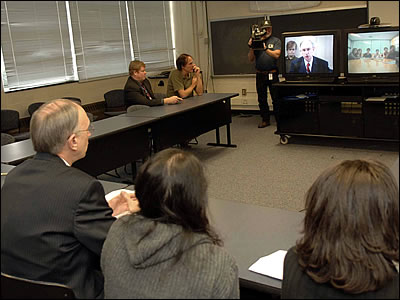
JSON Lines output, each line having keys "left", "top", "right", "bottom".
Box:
{"left": 208, "top": 198, "right": 304, "bottom": 295}
{"left": 1, "top": 115, "right": 154, "bottom": 180}
{"left": 2, "top": 93, "right": 238, "bottom": 177}
{"left": 348, "top": 58, "right": 398, "bottom": 73}
{"left": 121, "top": 93, "right": 239, "bottom": 152}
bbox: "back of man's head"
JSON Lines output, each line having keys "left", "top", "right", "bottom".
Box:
{"left": 31, "top": 99, "right": 80, "bottom": 155}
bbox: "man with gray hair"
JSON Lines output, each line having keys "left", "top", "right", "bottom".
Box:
{"left": 1, "top": 99, "right": 140, "bottom": 298}
{"left": 289, "top": 39, "right": 331, "bottom": 73}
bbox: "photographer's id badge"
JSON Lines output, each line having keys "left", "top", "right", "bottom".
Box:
{"left": 269, "top": 73, "right": 273, "bottom": 80}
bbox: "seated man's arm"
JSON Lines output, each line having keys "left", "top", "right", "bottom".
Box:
{"left": 125, "top": 81, "right": 163, "bottom": 107}
{"left": 177, "top": 78, "right": 197, "bottom": 98}
{"left": 193, "top": 68, "right": 203, "bottom": 96}
{"left": 74, "top": 180, "right": 115, "bottom": 255}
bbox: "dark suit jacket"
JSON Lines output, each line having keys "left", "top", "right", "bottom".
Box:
{"left": 289, "top": 56, "right": 332, "bottom": 73}
{"left": 1, "top": 153, "right": 115, "bottom": 299}
{"left": 124, "top": 76, "right": 163, "bottom": 107}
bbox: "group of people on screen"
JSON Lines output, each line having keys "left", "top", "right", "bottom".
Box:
{"left": 1, "top": 50, "right": 399, "bottom": 298}
{"left": 348, "top": 45, "right": 399, "bottom": 60}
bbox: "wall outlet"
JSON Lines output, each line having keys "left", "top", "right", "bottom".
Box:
{"left": 242, "top": 89, "right": 247, "bottom": 96}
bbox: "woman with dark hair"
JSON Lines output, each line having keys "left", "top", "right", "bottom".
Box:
{"left": 101, "top": 148, "right": 239, "bottom": 299}
{"left": 166, "top": 53, "right": 203, "bottom": 98}
{"left": 282, "top": 159, "right": 399, "bottom": 299}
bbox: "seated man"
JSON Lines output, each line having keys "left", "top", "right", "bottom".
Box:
{"left": 167, "top": 53, "right": 203, "bottom": 98}
{"left": 363, "top": 48, "right": 372, "bottom": 58}
{"left": 124, "top": 60, "right": 182, "bottom": 107}
{"left": 1, "top": 99, "right": 140, "bottom": 299}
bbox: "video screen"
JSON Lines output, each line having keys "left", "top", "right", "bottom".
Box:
{"left": 284, "top": 35, "right": 334, "bottom": 74}
{"left": 347, "top": 30, "right": 399, "bottom": 74}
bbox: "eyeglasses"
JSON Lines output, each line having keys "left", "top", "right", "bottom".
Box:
{"left": 75, "top": 123, "right": 95, "bottom": 135}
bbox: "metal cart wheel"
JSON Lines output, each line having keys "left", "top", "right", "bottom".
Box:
{"left": 280, "top": 135, "right": 290, "bottom": 145}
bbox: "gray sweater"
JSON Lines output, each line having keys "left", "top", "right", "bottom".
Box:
{"left": 101, "top": 214, "right": 239, "bottom": 299}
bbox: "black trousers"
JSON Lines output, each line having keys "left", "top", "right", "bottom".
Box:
{"left": 256, "top": 72, "right": 279, "bottom": 122}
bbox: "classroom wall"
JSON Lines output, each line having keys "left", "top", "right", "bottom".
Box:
{"left": 1, "top": 1, "right": 398, "bottom": 116}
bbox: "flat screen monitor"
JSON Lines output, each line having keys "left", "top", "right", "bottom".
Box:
{"left": 281, "top": 30, "right": 340, "bottom": 83}
{"left": 344, "top": 26, "right": 399, "bottom": 83}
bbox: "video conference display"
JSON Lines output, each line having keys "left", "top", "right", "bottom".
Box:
{"left": 347, "top": 30, "right": 399, "bottom": 74}
{"left": 284, "top": 35, "right": 334, "bottom": 74}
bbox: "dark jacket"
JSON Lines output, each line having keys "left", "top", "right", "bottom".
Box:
{"left": 1, "top": 153, "right": 115, "bottom": 299}
{"left": 124, "top": 76, "right": 164, "bottom": 107}
{"left": 289, "top": 56, "right": 332, "bottom": 73}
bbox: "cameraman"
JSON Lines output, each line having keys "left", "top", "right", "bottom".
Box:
{"left": 248, "top": 19, "right": 281, "bottom": 128}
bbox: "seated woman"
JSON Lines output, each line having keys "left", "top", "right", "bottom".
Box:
{"left": 282, "top": 159, "right": 399, "bottom": 299}
{"left": 101, "top": 148, "right": 239, "bottom": 299}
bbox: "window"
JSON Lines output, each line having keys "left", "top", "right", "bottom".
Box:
{"left": 1, "top": 1, "right": 76, "bottom": 92}
{"left": 128, "top": 1, "right": 175, "bottom": 71}
{"left": 1, "top": 1, "right": 175, "bottom": 92}
{"left": 68, "top": 1, "right": 131, "bottom": 80}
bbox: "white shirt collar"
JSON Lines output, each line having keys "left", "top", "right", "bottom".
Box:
{"left": 304, "top": 57, "right": 313, "bottom": 68}
{"left": 60, "top": 157, "right": 71, "bottom": 167}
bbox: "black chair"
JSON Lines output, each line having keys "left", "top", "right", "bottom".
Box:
{"left": 61, "top": 97, "right": 96, "bottom": 121}
{"left": 127, "top": 104, "right": 150, "bottom": 112}
{"left": 1, "top": 133, "right": 16, "bottom": 146}
{"left": 1, "top": 109, "right": 30, "bottom": 141}
{"left": 61, "top": 97, "right": 82, "bottom": 105}
{"left": 104, "top": 89, "right": 127, "bottom": 116}
{"left": 28, "top": 102, "right": 45, "bottom": 117}
{"left": 1, "top": 273, "right": 75, "bottom": 299}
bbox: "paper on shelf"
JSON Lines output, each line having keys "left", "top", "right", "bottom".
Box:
{"left": 248, "top": 250, "right": 287, "bottom": 280}
{"left": 105, "top": 189, "right": 136, "bottom": 219}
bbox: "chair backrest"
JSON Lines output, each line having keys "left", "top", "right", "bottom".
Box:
{"left": 104, "top": 89, "right": 126, "bottom": 109}
{"left": 1, "top": 273, "right": 75, "bottom": 299}
{"left": 127, "top": 105, "right": 150, "bottom": 112}
{"left": 62, "top": 97, "right": 82, "bottom": 105}
{"left": 28, "top": 102, "right": 45, "bottom": 117}
{"left": 1, "top": 109, "right": 20, "bottom": 133}
{"left": 1, "top": 133, "right": 16, "bottom": 146}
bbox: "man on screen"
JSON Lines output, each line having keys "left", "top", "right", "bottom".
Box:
{"left": 289, "top": 39, "right": 332, "bottom": 73}
{"left": 363, "top": 48, "right": 372, "bottom": 58}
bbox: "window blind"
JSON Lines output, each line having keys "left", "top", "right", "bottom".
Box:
{"left": 1, "top": 1, "right": 75, "bottom": 92}
{"left": 128, "top": 1, "right": 174, "bottom": 71}
{"left": 68, "top": 1, "right": 132, "bottom": 80}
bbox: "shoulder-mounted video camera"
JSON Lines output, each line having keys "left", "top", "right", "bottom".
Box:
{"left": 250, "top": 17, "right": 272, "bottom": 50}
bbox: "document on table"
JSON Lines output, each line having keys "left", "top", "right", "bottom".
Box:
{"left": 105, "top": 189, "right": 135, "bottom": 219}
{"left": 248, "top": 250, "right": 287, "bottom": 280}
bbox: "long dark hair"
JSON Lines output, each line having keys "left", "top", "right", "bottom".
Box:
{"left": 296, "top": 159, "right": 399, "bottom": 294}
{"left": 134, "top": 148, "right": 221, "bottom": 249}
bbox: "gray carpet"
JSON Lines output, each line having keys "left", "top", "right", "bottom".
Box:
{"left": 98, "top": 113, "right": 399, "bottom": 212}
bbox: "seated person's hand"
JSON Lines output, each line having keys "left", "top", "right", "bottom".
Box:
{"left": 193, "top": 65, "right": 201, "bottom": 76}
{"left": 191, "top": 76, "right": 198, "bottom": 87}
{"left": 108, "top": 191, "right": 140, "bottom": 217}
{"left": 248, "top": 37, "right": 253, "bottom": 47}
{"left": 164, "top": 96, "right": 183, "bottom": 105}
